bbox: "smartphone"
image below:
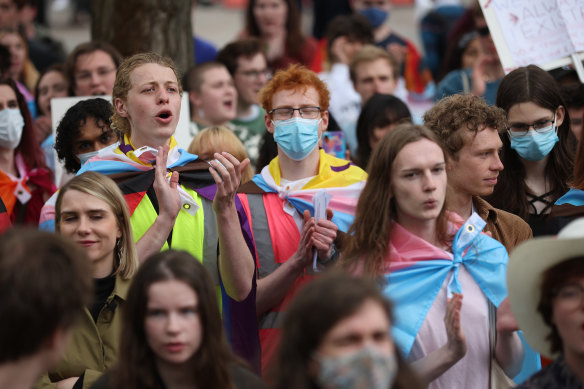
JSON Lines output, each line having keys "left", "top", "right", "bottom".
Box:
{"left": 322, "top": 131, "right": 347, "bottom": 159}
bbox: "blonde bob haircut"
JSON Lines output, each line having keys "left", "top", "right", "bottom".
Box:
{"left": 55, "top": 171, "right": 139, "bottom": 280}
{"left": 187, "top": 125, "right": 254, "bottom": 183}
{"left": 111, "top": 52, "right": 183, "bottom": 135}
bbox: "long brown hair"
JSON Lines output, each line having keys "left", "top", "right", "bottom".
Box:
{"left": 0, "top": 77, "right": 48, "bottom": 173}
{"left": 342, "top": 124, "right": 449, "bottom": 275}
{"left": 245, "top": 0, "right": 306, "bottom": 57}
{"left": 113, "top": 250, "right": 238, "bottom": 389}
{"left": 488, "top": 65, "right": 574, "bottom": 219}
{"left": 572, "top": 125, "right": 584, "bottom": 189}
{"left": 274, "top": 271, "right": 425, "bottom": 389}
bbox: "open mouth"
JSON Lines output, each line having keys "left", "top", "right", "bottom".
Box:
{"left": 157, "top": 110, "right": 172, "bottom": 120}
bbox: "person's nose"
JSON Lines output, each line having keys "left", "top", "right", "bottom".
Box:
{"left": 165, "top": 312, "right": 181, "bottom": 333}
{"left": 157, "top": 88, "right": 169, "bottom": 104}
{"left": 89, "top": 72, "right": 100, "bottom": 86}
{"left": 492, "top": 154, "right": 504, "bottom": 172}
{"left": 77, "top": 216, "right": 90, "bottom": 235}
{"left": 423, "top": 171, "right": 437, "bottom": 191}
{"left": 374, "top": 79, "right": 385, "bottom": 93}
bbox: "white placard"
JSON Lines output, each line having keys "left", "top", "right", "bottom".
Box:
{"left": 50, "top": 94, "right": 192, "bottom": 186}
{"left": 481, "top": 0, "right": 584, "bottom": 80}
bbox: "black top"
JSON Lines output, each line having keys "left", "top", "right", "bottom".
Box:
{"left": 516, "top": 356, "right": 584, "bottom": 389}
{"left": 90, "top": 364, "right": 268, "bottom": 389}
{"left": 89, "top": 274, "right": 116, "bottom": 323}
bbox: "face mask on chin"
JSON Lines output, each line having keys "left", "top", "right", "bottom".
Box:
{"left": 273, "top": 117, "right": 321, "bottom": 161}
{"left": 76, "top": 150, "right": 100, "bottom": 166}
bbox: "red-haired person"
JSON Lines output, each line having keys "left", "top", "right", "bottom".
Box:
{"left": 220, "top": 64, "right": 368, "bottom": 375}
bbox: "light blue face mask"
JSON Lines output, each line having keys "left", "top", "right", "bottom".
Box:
{"left": 509, "top": 123, "right": 559, "bottom": 161}
{"left": 273, "top": 117, "right": 320, "bottom": 161}
{"left": 76, "top": 150, "right": 99, "bottom": 165}
{"left": 358, "top": 8, "right": 389, "bottom": 28}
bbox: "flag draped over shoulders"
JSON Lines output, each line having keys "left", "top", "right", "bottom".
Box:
{"left": 385, "top": 213, "right": 508, "bottom": 356}
{"left": 250, "top": 149, "right": 367, "bottom": 232}
{"left": 383, "top": 213, "right": 540, "bottom": 382}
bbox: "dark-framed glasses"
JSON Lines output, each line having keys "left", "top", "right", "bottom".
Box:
{"left": 238, "top": 69, "right": 271, "bottom": 79}
{"left": 75, "top": 67, "right": 116, "bottom": 85}
{"left": 269, "top": 106, "right": 321, "bottom": 120}
{"left": 506, "top": 112, "right": 556, "bottom": 136}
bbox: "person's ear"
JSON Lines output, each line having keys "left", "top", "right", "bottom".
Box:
{"left": 555, "top": 105, "right": 566, "bottom": 128}
{"left": 114, "top": 98, "right": 128, "bottom": 118}
{"left": 265, "top": 112, "right": 275, "bottom": 134}
{"left": 189, "top": 91, "right": 202, "bottom": 108}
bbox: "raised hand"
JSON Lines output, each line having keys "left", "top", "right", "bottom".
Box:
{"left": 153, "top": 145, "right": 181, "bottom": 221}
{"left": 445, "top": 293, "right": 467, "bottom": 361}
{"left": 496, "top": 297, "right": 519, "bottom": 333}
{"left": 210, "top": 152, "right": 250, "bottom": 214}
{"left": 312, "top": 208, "right": 338, "bottom": 260}
{"left": 291, "top": 210, "right": 317, "bottom": 269}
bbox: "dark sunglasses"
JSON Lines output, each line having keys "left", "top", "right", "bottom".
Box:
{"left": 476, "top": 26, "right": 490, "bottom": 37}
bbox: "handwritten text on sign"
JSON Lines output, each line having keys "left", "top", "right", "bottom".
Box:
{"left": 491, "top": 0, "right": 584, "bottom": 66}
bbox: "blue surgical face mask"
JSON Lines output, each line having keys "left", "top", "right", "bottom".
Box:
{"left": 76, "top": 150, "right": 99, "bottom": 165}
{"left": 509, "top": 123, "right": 559, "bottom": 161}
{"left": 314, "top": 347, "right": 397, "bottom": 389}
{"left": 273, "top": 117, "right": 320, "bottom": 161}
{"left": 359, "top": 8, "right": 389, "bottom": 29}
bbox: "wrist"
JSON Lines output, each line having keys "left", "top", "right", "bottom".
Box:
{"left": 214, "top": 202, "right": 237, "bottom": 220}
{"left": 318, "top": 243, "right": 339, "bottom": 265}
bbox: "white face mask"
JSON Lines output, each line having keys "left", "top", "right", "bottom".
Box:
{"left": 0, "top": 108, "right": 24, "bottom": 150}
{"left": 76, "top": 150, "right": 100, "bottom": 165}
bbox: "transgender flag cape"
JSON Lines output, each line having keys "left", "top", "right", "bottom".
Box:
{"left": 384, "top": 213, "right": 540, "bottom": 383}
{"left": 39, "top": 135, "right": 204, "bottom": 231}
{"left": 250, "top": 149, "right": 367, "bottom": 232}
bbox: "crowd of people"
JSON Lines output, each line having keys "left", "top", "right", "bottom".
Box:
{"left": 1, "top": 0, "right": 584, "bottom": 388}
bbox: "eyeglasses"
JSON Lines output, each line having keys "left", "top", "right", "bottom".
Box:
{"left": 553, "top": 284, "right": 584, "bottom": 310}
{"left": 269, "top": 106, "right": 321, "bottom": 120}
{"left": 476, "top": 26, "right": 490, "bottom": 37}
{"left": 506, "top": 113, "right": 556, "bottom": 136}
{"left": 237, "top": 69, "right": 270, "bottom": 79}
{"left": 75, "top": 67, "right": 116, "bottom": 85}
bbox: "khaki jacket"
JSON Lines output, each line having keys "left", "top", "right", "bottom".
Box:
{"left": 35, "top": 276, "right": 131, "bottom": 389}
{"left": 474, "top": 196, "right": 533, "bottom": 253}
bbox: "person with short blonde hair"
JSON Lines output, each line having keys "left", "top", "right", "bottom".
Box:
{"left": 36, "top": 171, "right": 139, "bottom": 389}
{"left": 40, "top": 52, "right": 258, "bottom": 371}
{"left": 188, "top": 126, "right": 254, "bottom": 183}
